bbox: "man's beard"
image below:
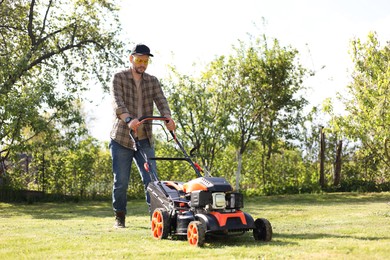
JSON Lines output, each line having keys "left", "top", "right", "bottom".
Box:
{"left": 134, "top": 66, "right": 146, "bottom": 74}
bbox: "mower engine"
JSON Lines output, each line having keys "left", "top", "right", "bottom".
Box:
{"left": 186, "top": 177, "right": 244, "bottom": 213}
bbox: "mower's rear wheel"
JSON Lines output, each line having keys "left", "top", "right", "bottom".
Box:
{"left": 187, "top": 221, "right": 205, "bottom": 247}
{"left": 151, "top": 208, "right": 170, "bottom": 240}
{"left": 253, "top": 218, "right": 272, "bottom": 242}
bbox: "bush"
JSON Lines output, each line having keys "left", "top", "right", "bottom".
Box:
{"left": 330, "top": 179, "right": 390, "bottom": 192}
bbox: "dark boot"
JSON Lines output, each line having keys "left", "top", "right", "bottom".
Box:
{"left": 114, "top": 211, "right": 126, "bottom": 228}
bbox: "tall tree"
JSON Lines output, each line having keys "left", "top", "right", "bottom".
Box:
{"left": 334, "top": 32, "right": 390, "bottom": 180}
{"left": 164, "top": 70, "right": 231, "bottom": 174}
{"left": 206, "top": 36, "right": 308, "bottom": 190}
{"left": 0, "top": 0, "right": 125, "bottom": 160}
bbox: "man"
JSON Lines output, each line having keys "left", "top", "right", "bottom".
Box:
{"left": 109, "top": 43, "right": 175, "bottom": 228}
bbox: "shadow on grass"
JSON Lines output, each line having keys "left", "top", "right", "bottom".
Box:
{"left": 199, "top": 233, "right": 294, "bottom": 248}
{"left": 197, "top": 230, "right": 390, "bottom": 249}
{"left": 245, "top": 192, "right": 390, "bottom": 207}
{"left": 276, "top": 232, "right": 390, "bottom": 241}
{"left": 0, "top": 199, "right": 149, "bottom": 220}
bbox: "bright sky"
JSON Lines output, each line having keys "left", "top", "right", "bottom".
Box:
{"left": 86, "top": 0, "right": 390, "bottom": 142}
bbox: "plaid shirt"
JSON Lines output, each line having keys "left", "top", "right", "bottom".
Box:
{"left": 110, "top": 68, "right": 171, "bottom": 149}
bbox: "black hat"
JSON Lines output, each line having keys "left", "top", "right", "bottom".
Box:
{"left": 131, "top": 44, "right": 154, "bottom": 57}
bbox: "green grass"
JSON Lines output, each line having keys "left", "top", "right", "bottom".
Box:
{"left": 1, "top": 192, "right": 389, "bottom": 259}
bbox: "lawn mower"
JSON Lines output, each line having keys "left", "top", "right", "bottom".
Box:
{"left": 130, "top": 116, "right": 272, "bottom": 247}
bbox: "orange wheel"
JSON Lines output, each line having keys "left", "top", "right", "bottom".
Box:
{"left": 151, "top": 208, "right": 169, "bottom": 239}
{"left": 187, "top": 221, "right": 205, "bottom": 247}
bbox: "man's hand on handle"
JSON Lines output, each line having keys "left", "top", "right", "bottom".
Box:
{"left": 126, "top": 116, "right": 176, "bottom": 132}
{"left": 165, "top": 117, "right": 176, "bottom": 131}
{"left": 127, "top": 118, "right": 140, "bottom": 132}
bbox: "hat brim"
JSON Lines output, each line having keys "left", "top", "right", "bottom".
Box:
{"left": 132, "top": 52, "right": 154, "bottom": 57}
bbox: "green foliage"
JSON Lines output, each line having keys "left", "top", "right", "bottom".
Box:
{"left": 327, "top": 32, "right": 390, "bottom": 183}
{"left": 238, "top": 141, "right": 321, "bottom": 196}
{"left": 163, "top": 71, "right": 231, "bottom": 173}
{"left": 0, "top": 0, "right": 125, "bottom": 161}
{"left": 328, "top": 179, "right": 390, "bottom": 192}
{"left": 345, "top": 33, "right": 390, "bottom": 163}
{"left": 2, "top": 3, "right": 388, "bottom": 198}
{"left": 0, "top": 0, "right": 125, "bottom": 198}
{"left": 165, "top": 34, "right": 310, "bottom": 191}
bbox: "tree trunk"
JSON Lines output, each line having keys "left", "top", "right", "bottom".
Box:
{"left": 334, "top": 140, "right": 342, "bottom": 186}
{"left": 0, "top": 154, "right": 6, "bottom": 186}
{"left": 267, "top": 121, "right": 274, "bottom": 159}
{"left": 235, "top": 151, "right": 243, "bottom": 191}
{"left": 42, "top": 153, "right": 45, "bottom": 193}
{"left": 319, "top": 127, "right": 326, "bottom": 189}
{"left": 261, "top": 145, "right": 266, "bottom": 188}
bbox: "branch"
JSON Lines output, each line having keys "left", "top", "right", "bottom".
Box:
{"left": 40, "top": 0, "right": 53, "bottom": 38}
{"left": 28, "top": 0, "right": 36, "bottom": 45}
{"left": 71, "top": 23, "right": 77, "bottom": 45}
{"left": 1, "top": 33, "right": 100, "bottom": 96}
{"left": 385, "top": 137, "right": 390, "bottom": 165}
{"left": 0, "top": 25, "right": 24, "bottom": 30}
{"left": 364, "top": 138, "right": 390, "bottom": 168}
{"left": 0, "top": 114, "right": 57, "bottom": 156}
{"left": 28, "top": 39, "right": 102, "bottom": 70}
{"left": 0, "top": 111, "right": 23, "bottom": 156}
{"left": 36, "top": 23, "right": 75, "bottom": 46}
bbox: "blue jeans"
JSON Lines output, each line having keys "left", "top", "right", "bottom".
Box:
{"left": 110, "top": 139, "right": 157, "bottom": 214}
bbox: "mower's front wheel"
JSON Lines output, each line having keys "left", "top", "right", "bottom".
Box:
{"left": 187, "top": 221, "right": 206, "bottom": 247}
{"left": 253, "top": 218, "right": 272, "bottom": 242}
{"left": 151, "top": 208, "right": 170, "bottom": 240}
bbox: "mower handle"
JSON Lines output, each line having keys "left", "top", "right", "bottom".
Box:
{"left": 130, "top": 116, "right": 174, "bottom": 137}
{"left": 129, "top": 116, "right": 202, "bottom": 178}
{"left": 138, "top": 115, "right": 170, "bottom": 123}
